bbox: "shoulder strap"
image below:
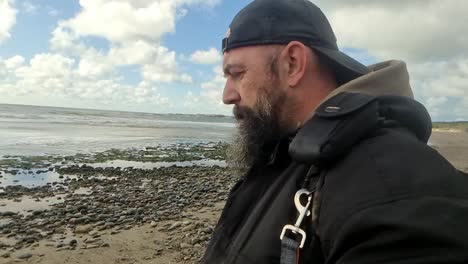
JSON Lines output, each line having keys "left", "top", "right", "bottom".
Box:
{"left": 280, "top": 166, "right": 323, "bottom": 264}
{"left": 282, "top": 92, "right": 384, "bottom": 264}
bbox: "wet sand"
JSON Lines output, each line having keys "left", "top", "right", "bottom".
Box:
{"left": 1, "top": 203, "right": 224, "bottom": 264}
{"left": 430, "top": 131, "right": 468, "bottom": 171}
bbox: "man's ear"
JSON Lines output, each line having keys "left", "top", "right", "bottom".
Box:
{"left": 282, "top": 41, "right": 308, "bottom": 87}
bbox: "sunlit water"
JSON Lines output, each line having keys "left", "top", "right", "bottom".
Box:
{"left": 0, "top": 104, "right": 235, "bottom": 156}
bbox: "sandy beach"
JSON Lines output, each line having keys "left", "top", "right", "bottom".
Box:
{"left": 0, "top": 132, "right": 467, "bottom": 264}
{"left": 0, "top": 143, "right": 236, "bottom": 264}
{"left": 430, "top": 131, "right": 468, "bottom": 171}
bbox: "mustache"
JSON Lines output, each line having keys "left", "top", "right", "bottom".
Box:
{"left": 233, "top": 105, "right": 250, "bottom": 121}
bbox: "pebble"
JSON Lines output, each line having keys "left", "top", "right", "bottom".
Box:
{"left": 180, "top": 243, "right": 191, "bottom": 249}
{"left": 75, "top": 225, "right": 92, "bottom": 234}
{"left": 56, "top": 246, "right": 71, "bottom": 251}
{"left": 17, "top": 252, "right": 33, "bottom": 259}
{"left": 1, "top": 211, "right": 16, "bottom": 217}
{"left": 84, "top": 238, "right": 101, "bottom": 244}
{"left": 69, "top": 239, "right": 78, "bottom": 246}
{"left": 84, "top": 244, "right": 100, "bottom": 249}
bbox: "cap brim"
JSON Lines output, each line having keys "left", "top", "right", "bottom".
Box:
{"left": 311, "top": 46, "right": 370, "bottom": 85}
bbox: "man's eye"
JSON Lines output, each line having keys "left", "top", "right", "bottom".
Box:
{"left": 231, "top": 71, "right": 244, "bottom": 78}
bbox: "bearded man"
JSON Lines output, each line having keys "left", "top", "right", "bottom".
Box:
{"left": 201, "top": 0, "right": 468, "bottom": 263}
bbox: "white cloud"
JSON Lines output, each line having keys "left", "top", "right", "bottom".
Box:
{"left": 313, "top": 0, "right": 468, "bottom": 63}
{"left": 1, "top": 0, "right": 228, "bottom": 112}
{"left": 408, "top": 57, "right": 468, "bottom": 121}
{"left": 184, "top": 66, "right": 230, "bottom": 114}
{"left": 77, "top": 48, "right": 115, "bottom": 78}
{"left": 48, "top": 0, "right": 216, "bottom": 86}
{"left": 62, "top": 0, "right": 176, "bottom": 44}
{"left": 53, "top": 0, "right": 221, "bottom": 45}
{"left": 0, "top": 53, "right": 170, "bottom": 106}
{"left": 0, "top": 56, "right": 19, "bottom": 81}
{"left": 108, "top": 40, "right": 158, "bottom": 65}
{"left": 4, "top": 55, "right": 25, "bottom": 69}
{"left": 16, "top": 53, "right": 75, "bottom": 80}
{"left": 141, "top": 46, "right": 193, "bottom": 84}
{"left": 50, "top": 25, "right": 86, "bottom": 54}
{"left": 190, "top": 47, "right": 222, "bottom": 64}
{"left": 142, "top": 64, "right": 193, "bottom": 84}
{"left": 0, "top": 0, "right": 17, "bottom": 44}
{"left": 306, "top": 0, "right": 468, "bottom": 120}
{"left": 54, "top": 0, "right": 220, "bottom": 46}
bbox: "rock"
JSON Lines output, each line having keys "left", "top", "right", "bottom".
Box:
{"left": 168, "top": 222, "right": 181, "bottom": 231}
{"left": 55, "top": 227, "right": 66, "bottom": 234}
{"left": 125, "top": 208, "right": 137, "bottom": 215}
{"left": 150, "top": 221, "right": 157, "bottom": 227}
{"left": 32, "top": 210, "right": 43, "bottom": 216}
{"left": 182, "top": 224, "right": 195, "bottom": 232}
{"left": 84, "top": 244, "right": 100, "bottom": 249}
{"left": 17, "top": 253, "right": 33, "bottom": 259}
{"left": 1, "top": 252, "right": 10, "bottom": 258}
{"left": 1, "top": 211, "right": 16, "bottom": 217}
{"left": 180, "top": 243, "right": 191, "bottom": 249}
{"left": 75, "top": 225, "right": 92, "bottom": 234}
{"left": 69, "top": 239, "right": 77, "bottom": 246}
{"left": 56, "top": 242, "right": 66, "bottom": 248}
{"left": 190, "top": 237, "right": 202, "bottom": 245}
{"left": 56, "top": 246, "right": 71, "bottom": 251}
{"left": 84, "top": 238, "right": 101, "bottom": 244}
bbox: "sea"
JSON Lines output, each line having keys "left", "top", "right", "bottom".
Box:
{"left": 0, "top": 104, "right": 235, "bottom": 157}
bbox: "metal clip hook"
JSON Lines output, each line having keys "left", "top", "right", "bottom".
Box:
{"left": 280, "top": 189, "right": 313, "bottom": 249}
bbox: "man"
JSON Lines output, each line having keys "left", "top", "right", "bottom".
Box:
{"left": 202, "top": 0, "right": 468, "bottom": 263}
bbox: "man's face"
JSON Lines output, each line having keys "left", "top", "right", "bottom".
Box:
{"left": 223, "top": 46, "right": 279, "bottom": 112}
{"left": 222, "top": 46, "right": 290, "bottom": 171}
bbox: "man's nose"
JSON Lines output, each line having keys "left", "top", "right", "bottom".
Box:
{"left": 222, "top": 80, "right": 240, "bottom": 105}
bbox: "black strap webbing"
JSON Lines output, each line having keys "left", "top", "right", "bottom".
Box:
{"left": 281, "top": 165, "right": 323, "bottom": 264}
{"left": 281, "top": 237, "right": 300, "bottom": 264}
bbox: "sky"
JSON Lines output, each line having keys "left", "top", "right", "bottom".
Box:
{"left": 0, "top": 0, "right": 467, "bottom": 121}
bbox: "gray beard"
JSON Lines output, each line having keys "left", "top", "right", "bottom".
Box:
{"left": 226, "top": 89, "right": 286, "bottom": 176}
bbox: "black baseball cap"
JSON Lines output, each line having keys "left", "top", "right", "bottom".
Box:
{"left": 222, "top": 0, "right": 370, "bottom": 85}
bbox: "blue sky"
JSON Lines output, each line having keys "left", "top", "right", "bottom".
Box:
{"left": 0, "top": 0, "right": 467, "bottom": 121}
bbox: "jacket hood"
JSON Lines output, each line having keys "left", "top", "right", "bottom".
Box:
{"left": 289, "top": 60, "right": 432, "bottom": 165}
{"left": 307, "top": 60, "right": 432, "bottom": 142}
{"left": 322, "top": 60, "right": 414, "bottom": 102}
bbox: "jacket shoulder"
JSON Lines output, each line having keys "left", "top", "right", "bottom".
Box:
{"left": 318, "top": 127, "right": 468, "bottom": 255}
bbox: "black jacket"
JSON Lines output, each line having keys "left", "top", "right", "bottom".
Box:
{"left": 202, "top": 91, "right": 468, "bottom": 264}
